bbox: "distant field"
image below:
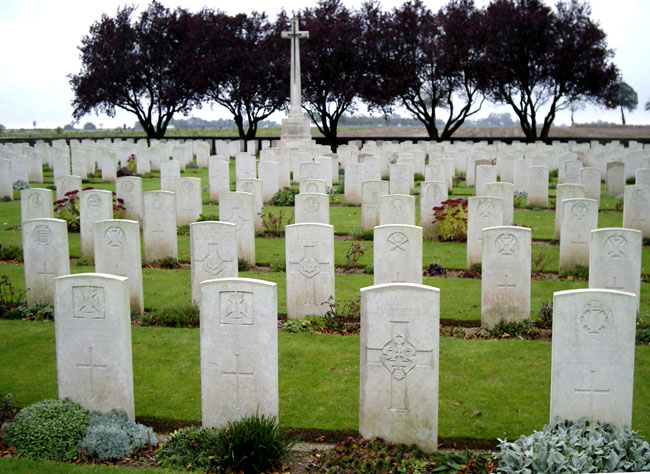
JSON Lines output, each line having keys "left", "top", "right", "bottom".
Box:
{"left": 2, "top": 125, "right": 650, "bottom": 140}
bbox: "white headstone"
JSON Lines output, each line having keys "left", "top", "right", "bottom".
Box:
{"left": 285, "top": 223, "right": 334, "bottom": 319}
{"left": 419, "top": 181, "right": 448, "bottom": 238}
{"left": 175, "top": 177, "right": 202, "bottom": 226}
{"left": 379, "top": 194, "right": 415, "bottom": 226}
{"left": 361, "top": 181, "right": 389, "bottom": 232}
{"left": 550, "top": 289, "right": 636, "bottom": 427}
{"left": 54, "top": 273, "right": 134, "bottom": 419}
{"left": 589, "top": 228, "right": 642, "bottom": 310}
{"left": 580, "top": 167, "right": 602, "bottom": 202}
{"left": 360, "top": 283, "right": 439, "bottom": 452}
{"left": 605, "top": 161, "right": 625, "bottom": 195}
{"left": 22, "top": 218, "right": 70, "bottom": 305}
{"left": 116, "top": 177, "right": 143, "bottom": 222}
{"left": 236, "top": 179, "right": 263, "bottom": 233}
{"left": 190, "top": 221, "right": 238, "bottom": 305}
{"left": 295, "top": 193, "right": 329, "bottom": 224}
{"left": 220, "top": 192, "right": 255, "bottom": 265}
{"left": 467, "top": 196, "right": 504, "bottom": 268}
{"left": 559, "top": 198, "right": 598, "bottom": 271}
{"left": 200, "top": 278, "right": 278, "bottom": 428}
{"left": 373, "top": 225, "right": 422, "bottom": 285}
{"left": 235, "top": 153, "right": 256, "bottom": 181}
{"left": 20, "top": 188, "right": 53, "bottom": 222}
{"left": 485, "top": 182, "right": 514, "bottom": 226}
{"left": 143, "top": 191, "right": 177, "bottom": 263}
{"left": 258, "top": 161, "right": 279, "bottom": 202}
{"left": 160, "top": 160, "right": 181, "bottom": 192}
{"left": 564, "top": 160, "right": 582, "bottom": 184}
{"left": 513, "top": 158, "right": 528, "bottom": 193}
{"left": 79, "top": 189, "right": 112, "bottom": 259}
{"left": 101, "top": 153, "right": 117, "bottom": 183}
{"left": 475, "top": 165, "right": 497, "bottom": 196}
{"left": 554, "top": 184, "right": 585, "bottom": 240}
{"left": 55, "top": 175, "right": 81, "bottom": 200}
{"left": 389, "top": 163, "right": 413, "bottom": 195}
{"left": 208, "top": 157, "right": 230, "bottom": 202}
{"left": 300, "top": 179, "right": 327, "bottom": 194}
{"left": 344, "top": 163, "right": 363, "bottom": 205}
{"left": 622, "top": 185, "right": 650, "bottom": 238}
{"left": 635, "top": 168, "right": 650, "bottom": 187}
{"left": 527, "top": 166, "right": 549, "bottom": 208}
{"left": 481, "top": 226, "right": 531, "bottom": 327}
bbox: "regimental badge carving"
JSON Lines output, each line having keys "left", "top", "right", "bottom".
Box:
{"left": 104, "top": 226, "right": 125, "bottom": 248}
{"left": 304, "top": 197, "right": 319, "bottom": 213}
{"left": 577, "top": 300, "right": 612, "bottom": 337}
{"left": 121, "top": 180, "right": 134, "bottom": 193}
{"left": 632, "top": 188, "right": 647, "bottom": 201}
{"left": 478, "top": 200, "right": 493, "bottom": 218}
{"left": 33, "top": 225, "right": 52, "bottom": 246}
{"left": 72, "top": 286, "right": 105, "bottom": 319}
{"left": 202, "top": 252, "right": 224, "bottom": 275}
{"left": 382, "top": 333, "right": 416, "bottom": 380}
{"left": 306, "top": 183, "right": 318, "bottom": 193}
{"left": 63, "top": 178, "right": 75, "bottom": 189}
{"left": 153, "top": 198, "right": 163, "bottom": 209}
{"left": 220, "top": 291, "right": 253, "bottom": 325}
{"left": 571, "top": 202, "right": 588, "bottom": 219}
{"left": 182, "top": 181, "right": 194, "bottom": 194}
{"left": 496, "top": 233, "right": 518, "bottom": 256}
{"left": 28, "top": 193, "right": 43, "bottom": 208}
{"left": 87, "top": 193, "right": 102, "bottom": 209}
{"left": 387, "top": 232, "right": 408, "bottom": 251}
{"left": 300, "top": 256, "right": 321, "bottom": 278}
{"left": 390, "top": 198, "right": 404, "bottom": 215}
{"left": 604, "top": 234, "right": 628, "bottom": 259}
{"left": 431, "top": 184, "right": 442, "bottom": 200}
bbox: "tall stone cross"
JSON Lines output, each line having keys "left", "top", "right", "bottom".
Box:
{"left": 281, "top": 17, "right": 309, "bottom": 116}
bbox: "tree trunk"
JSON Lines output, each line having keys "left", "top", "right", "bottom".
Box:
{"left": 233, "top": 115, "right": 246, "bottom": 139}
{"left": 425, "top": 121, "right": 439, "bottom": 140}
{"left": 621, "top": 106, "right": 626, "bottom": 125}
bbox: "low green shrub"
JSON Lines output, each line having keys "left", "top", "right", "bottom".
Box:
{"left": 363, "top": 264, "right": 373, "bottom": 275}
{"left": 7, "top": 301, "right": 55, "bottom": 321}
{"left": 262, "top": 210, "right": 293, "bottom": 236}
{"left": 559, "top": 265, "right": 589, "bottom": 279}
{"left": 270, "top": 260, "right": 286, "bottom": 272}
{"left": 74, "top": 257, "right": 93, "bottom": 266}
{"left": 487, "top": 319, "right": 539, "bottom": 339}
{"left": 197, "top": 213, "right": 219, "bottom": 222}
{"left": 216, "top": 413, "right": 296, "bottom": 473}
{"left": 270, "top": 187, "right": 299, "bottom": 206}
{"left": 155, "top": 426, "right": 221, "bottom": 472}
{"left": 177, "top": 224, "right": 190, "bottom": 236}
{"left": 637, "top": 320, "right": 650, "bottom": 344}
{"left": 238, "top": 258, "right": 250, "bottom": 271}
{"left": 0, "top": 245, "right": 23, "bottom": 261}
{"left": 434, "top": 198, "right": 468, "bottom": 242}
{"left": 495, "top": 419, "right": 650, "bottom": 473}
{"left": 4, "top": 398, "right": 89, "bottom": 462}
{"left": 78, "top": 410, "right": 157, "bottom": 461}
{"left": 152, "top": 257, "right": 181, "bottom": 269}
{"left": 536, "top": 299, "right": 553, "bottom": 328}
{"left": 13, "top": 180, "right": 30, "bottom": 191}
{"left": 1, "top": 195, "right": 11, "bottom": 202}
{"left": 186, "top": 161, "right": 198, "bottom": 169}
{"left": 140, "top": 304, "right": 200, "bottom": 328}
{"left": 283, "top": 316, "right": 327, "bottom": 333}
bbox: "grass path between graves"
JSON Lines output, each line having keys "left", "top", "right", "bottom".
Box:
{"left": 1, "top": 320, "right": 649, "bottom": 441}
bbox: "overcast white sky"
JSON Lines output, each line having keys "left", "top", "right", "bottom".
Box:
{"left": 0, "top": 0, "right": 649, "bottom": 130}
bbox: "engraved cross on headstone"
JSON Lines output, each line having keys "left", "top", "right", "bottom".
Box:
{"left": 216, "top": 353, "right": 254, "bottom": 410}
{"left": 496, "top": 274, "right": 517, "bottom": 306}
{"left": 36, "top": 262, "right": 54, "bottom": 277}
{"left": 281, "top": 17, "right": 309, "bottom": 116}
{"left": 365, "top": 320, "right": 433, "bottom": 411}
{"left": 605, "top": 275, "right": 625, "bottom": 291}
{"left": 76, "top": 346, "right": 106, "bottom": 402}
{"left": 152, "top": 222, "right": 166, "bottom": 245}
{"left": 225, "top": 206, "right": 250, "bottom": 232}
{"left": 574, "top": 369, "right": 610, "bottom": 414}
{"left": 570, "top": 232, "right": 588, "bottom": 245}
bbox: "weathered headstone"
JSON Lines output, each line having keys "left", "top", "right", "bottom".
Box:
{"left": 379, "top": 194, "right": 415, "bottom": 226}
{"left": 420, "top": 181, "right": 448, "bottom": 238}
{"left": 622, "top": 185, "right": 650, "bottom": 237}
{"left": 93, "top": 219, "right": 143, "bottom": 314}
{"left": 208, "top": 156, "right": 230, "bottom": 202}
{"left": 559, "top": 198, "right": 598, "bottom": 271}
{"left": 220, "top": 192, "right": 255, "bottom": 264}
{"left": 362, "top": 180, "right": 389, "bottom": 232}
{"left": 513, "top": 158, "right": 528, "bottom": 193}
{"left": 467, "top": 196, "right": 504, "bottom": 268}
{"left": 527, "top": 166, "right": 549, "bottom": 208}
{"left": 20, "top": 188, "right": 53, "bottom": 222}
{"left": 80, "top": 189, "right": 113, "bottom": 259}
{"left": 554, "top": 184, "right": 585, "bottom": 240}
{"left": 236, "top": 179, "right": 263, "bottom": 233}
{"left": 361, "top": 157, "right": 382, "bottom": 181}
{"left": 101, "top": 153, "right": 117, "bottom": 183}
{"left": 344, "top": 162, "right": 363, "bottom": 205}
{"left": 389, "top": 163, "right": 413, "bottom": 195}
{"left": 175, "top": 177, "right": 202, "bottom": 226}
{"left": 580, "top": 167, "right": 602, "bottom": 202}
{"left": 475, "top": 165, "right": 497, "bottom": 196}
{"left": 424, "top": 164, "right": 446, "bottom": 184}
{"left": 550, "top": 289, "right": 636, "bottom": 427}
{"left": 359, "top": 283, "right": 439, "bottom": 452}
{"left": 485, "top": 182, "right": 514, "bottom": 226}
{"left": 605, "top": 161, "right": 625, "bottom": 195}
{"left": 54, "top": 273, "right": 134, "bottom": 419}
{"left": 55, "top": 175, "right": 81, "bottom": 200}
{"left": 564, "top": 160, "right": 582, "bottom": 184}
{"left": 635, "top": 168, "right": 650, "bottom": 187}
{"left": 258, "top": 161, "right": 279, "bottom": 202}
{"left": 295, "top": 193, "right": 329, "bottom": 224}
{"left": 116, "top": 177, "right": 143, "bottom": 222}
{"left": 589, "top": 228, "right": 642, "bottom": 310}
{"left": 200, "top": 278, "right": 278, "bottom": 428}
{"left": 300, "top": 179, "right": 327, "bottom": 194}
{"left": 285, "top": 223, "right": 334, "bottom": 319}
{"left": 235, "top": 153, "right": 256, "bottom": 181}
{"left": 160, "top": 160, "right": 181, "bottom": 192}
{"left": 373, "top": 225, "right": 422, "bottom": 285}
{"left": 22, "top": 218, "right": 70, "bottom": 305}
{"left": 190, "top": 221, "right": 238, "bottom": 305}
{"left": 143, "top": 191, "right": 177, "bottom": 263}
{"left": 481, "top": 226, "right": 531, "bottom": 327}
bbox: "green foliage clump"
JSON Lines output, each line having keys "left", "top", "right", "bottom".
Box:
{"left": 269, "top": 260, "right": 286, "bottom": 272}
{"left": 78, "top": 410, "right": 157, "bottom": 461}
{"left": 216, "top": 413, "right": 296, "bottom": 473}
{"left": 75, "top": 257, "right": 93, "bottom": 266}
{"left": 13, "top": 180, "right": 30, "bottom": 191}
{"left": 0, "top": 245, "right": 23, "bottom": 261}
{"left": 363, "top": 264, "right": 374, "bottom": 275}
{"left": 487, "top": 319, "right": 539, "bottom": 339}
{"left": 197, "top": 213, "right": 219, "bottom": 222}
{"left": 270, "top": 187, "right": 299, "bottom": 206}
{"left": 177, "top": 224, "right": 190, "bottom": 236}
{"left": 434, "top": 198, "right": 468, "bottom": 242}
{"left": 140, "top": 303, "right": 199, "bottom": 328}
{"left": 6, "top": 301, "right": 55, "bottom": 321}
{"left": 54, "top": 190, "right": 80, "bottom": 231}
{"left": 637, "top": 320, "right": 650, "bottom": 344}
{"left": 238, "top": 258, "right": 250, "bottom": 271}
{"left": 495, "top": 419, "right": 650, "bottom": 473}
{"left": 559, "top": 265, "right": 589, "bottom": 279}
{"left": 156, "top": 414, "right": 294, "bottom": 473}
{"left": 283, "top": 316, "right": 327, "bottom": 333}
{"left": 262, "top": 210, "right": 293, "bottom": 236}
{"left": 536, "top": 300, "right": 553, "bottom": 328}
{"left": 152, "top": 257, "right": 180, "bottom": 269}
{"left": 1, "top": 195, "right": 11, "bottom": 202}
{"left": 186, "top": 161, "right": 198, "bottom": 169}
{"left": 155, "top": 426, "right": 221, "bottom": 472}
{"left": 4, "top": 398, "right": 89, "bottom": 461}
{"left": 348, "top": 228, "right": 373, "bottom": 240}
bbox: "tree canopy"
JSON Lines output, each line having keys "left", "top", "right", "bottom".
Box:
{"left": 610, "top": 82, "right": 638, "bottom": 125}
